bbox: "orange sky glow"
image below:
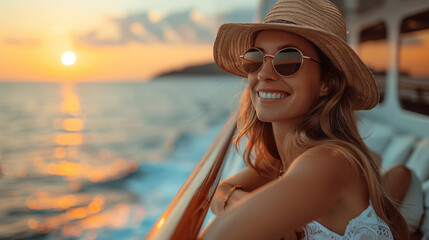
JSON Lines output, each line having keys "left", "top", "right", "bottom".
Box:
{"left": 0, "top": 0, "right": 254, "bottom": 82}
{"left": 2, "top": 1, "right": 427, "bottom": 82}
{"left": 359, "top": 29, "right": 429, "bottom": 77}
{"left": 4, "top": 30, "right": 428, "bottom": 82}
{"left": 0, "top": 41, "right": 213, "bottom": 82}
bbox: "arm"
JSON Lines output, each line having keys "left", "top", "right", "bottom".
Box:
{"left": 211, "top": 165, "right": 277, "bottom": 215}
{"left": 201, "top": 146, "right": 357, "bottom": 240}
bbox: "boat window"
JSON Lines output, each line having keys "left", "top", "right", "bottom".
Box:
{"left": 359, "top": 22, "right": 388, "bottom": 103}
{"left": 399, "top": 10, "right": 429, "bottom": 116}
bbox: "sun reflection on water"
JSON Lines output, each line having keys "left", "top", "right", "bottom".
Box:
{"left": 26, "top": 199, "right": 141, "bottom": 238}
{"left": 18, "top": 83, "right": 143, "bottom": 238}
{"left": 60, "top": 84, "right": 81, "bottom": 116}
{"left": 56, "top": 132, "right": 83, "bottom": 146}
{"left": 63, "top": 118, "right": 84, "bottom": 131}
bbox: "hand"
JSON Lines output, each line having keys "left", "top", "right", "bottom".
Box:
{"left": 224, "top": 189, "right": 248, "bottom": 210}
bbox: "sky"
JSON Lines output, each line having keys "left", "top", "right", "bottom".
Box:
{"left": 2, "top": 0, "right": 428, "bottom": 82}
{"left": 0, "top": 0, "right": 258, "bottom": 82}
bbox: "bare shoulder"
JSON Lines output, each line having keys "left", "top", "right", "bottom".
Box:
{"left": 283, "top": 144, "right": 359, "bottom": 191}
{"left": 300, "top": 144, "right": 351, "bottom": 161}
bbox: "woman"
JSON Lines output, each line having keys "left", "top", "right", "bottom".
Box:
{"left": 199, "top": 0, "right": 410, "bottom": 239}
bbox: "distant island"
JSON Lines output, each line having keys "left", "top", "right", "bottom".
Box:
{"left": 154, "top": 62, "right": 229, "bottom": 78}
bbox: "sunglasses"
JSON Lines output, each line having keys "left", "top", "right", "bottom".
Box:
{"left": 240, "top": 47, "right": 320, "bottom": 77}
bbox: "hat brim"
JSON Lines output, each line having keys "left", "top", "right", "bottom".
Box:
{"left": 213, "top": 22, "right": 380, "bottom": 110}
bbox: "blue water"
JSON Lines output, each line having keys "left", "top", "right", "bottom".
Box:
{"left": 0, "top": 76, "right": 243, "bottom": 239}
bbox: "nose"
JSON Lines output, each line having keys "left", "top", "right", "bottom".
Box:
{"left": 256, "top": 55, "right": 279, "bottom": 82}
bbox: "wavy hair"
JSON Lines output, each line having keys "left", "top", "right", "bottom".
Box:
{"left": 233, "top": 49, "right": 409, "bottom": 240}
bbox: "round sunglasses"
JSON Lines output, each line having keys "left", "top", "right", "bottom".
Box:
{"left": 239, "top": 47, "right": 320, "bottom": 77}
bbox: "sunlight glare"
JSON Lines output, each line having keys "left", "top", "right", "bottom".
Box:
{"left": 61, "top": 51, "right": 76, "bottom": 66}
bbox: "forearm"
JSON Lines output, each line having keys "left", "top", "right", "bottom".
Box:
{"left": 201, "top": 180, "right": 305, "bottom": 240}
{"left": 210, "top": 167, "right": 275, "bottom": 215}
{"left": 211, "top": 182, "right": 247, "bottom": 215}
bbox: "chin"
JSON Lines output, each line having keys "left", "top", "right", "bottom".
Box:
{"left": 256, "top": 112, "right": 283, "bottom": 123}
{"left": 256, "top": 111, "right": 307, "bottom": 124}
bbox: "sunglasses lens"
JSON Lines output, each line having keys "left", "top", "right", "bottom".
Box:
{"left": 273, "top": 48, "right": 303, "bottom": 76}
{"left": 241, "top": 49, "right": 263, "bottom": 74}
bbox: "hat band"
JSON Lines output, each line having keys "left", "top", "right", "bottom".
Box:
{"left": 265, "top": 19, "right": 297, "bottom": 25}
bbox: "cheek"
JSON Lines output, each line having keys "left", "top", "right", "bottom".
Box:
{"left": 247, "top": 76, "right": 262, "bottom": 115}
{"left": 247, "top": 74, "right": 257, "bottom": 88}
{"left": 302, "top": 71, "right": 323, "bottom": 96}
{"left": 247, "top": 75, "right": 258, "bottom": 96}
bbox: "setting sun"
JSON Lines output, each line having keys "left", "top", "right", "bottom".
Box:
{"left": 61, "top": 51, "right": 76, "bottom": 66}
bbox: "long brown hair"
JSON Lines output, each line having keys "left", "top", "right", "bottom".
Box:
{"left": 233, "top": 48, "right": 409, "bottom": 240}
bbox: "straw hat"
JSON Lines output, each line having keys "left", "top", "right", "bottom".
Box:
{"left": 213, "top": 0, "right": 379, "bottom": 110}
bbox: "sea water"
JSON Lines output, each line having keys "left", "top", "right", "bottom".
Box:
{"left": 0, "top": 75, "right": 244, "bottom": 239}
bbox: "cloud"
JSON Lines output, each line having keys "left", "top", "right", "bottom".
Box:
{"left": 79, "top": 9, "right": 214, "bottom": 46}
{"left": 215, "top": 9, "right": 255, "bottom": 24}
{"left": 3, "top": 38, "right": 42, "bottom": 46}
{"left": 78, "top": 8, "right": 255, "bottom": 46}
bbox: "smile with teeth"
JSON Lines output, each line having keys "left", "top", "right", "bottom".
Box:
{"left": 258, "top": 91, "right": 288, "bottom": 99}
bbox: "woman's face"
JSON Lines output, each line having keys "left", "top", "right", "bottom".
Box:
{"left": 248, "top": 30, "right": 327, "bottom": 124}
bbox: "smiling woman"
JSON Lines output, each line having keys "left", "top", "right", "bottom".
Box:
{"left": 61, "top": 51, "right": 77, "bottom": 66}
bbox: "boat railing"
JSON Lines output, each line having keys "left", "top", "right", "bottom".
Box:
{"left": 145, "top": 115, "right": 237, "bottom": 240}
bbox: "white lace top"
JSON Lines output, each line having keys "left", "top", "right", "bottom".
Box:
{"left": 302, "top": 203, "right": 393, "bottom": 240}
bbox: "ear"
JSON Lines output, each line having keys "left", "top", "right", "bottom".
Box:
{"left": 319, "top": 81, "right": 329, "bottom": 97}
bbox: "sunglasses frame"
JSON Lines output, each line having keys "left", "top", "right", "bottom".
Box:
{"left": 239, "top": 47, "right": 320, "bottom": 77}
